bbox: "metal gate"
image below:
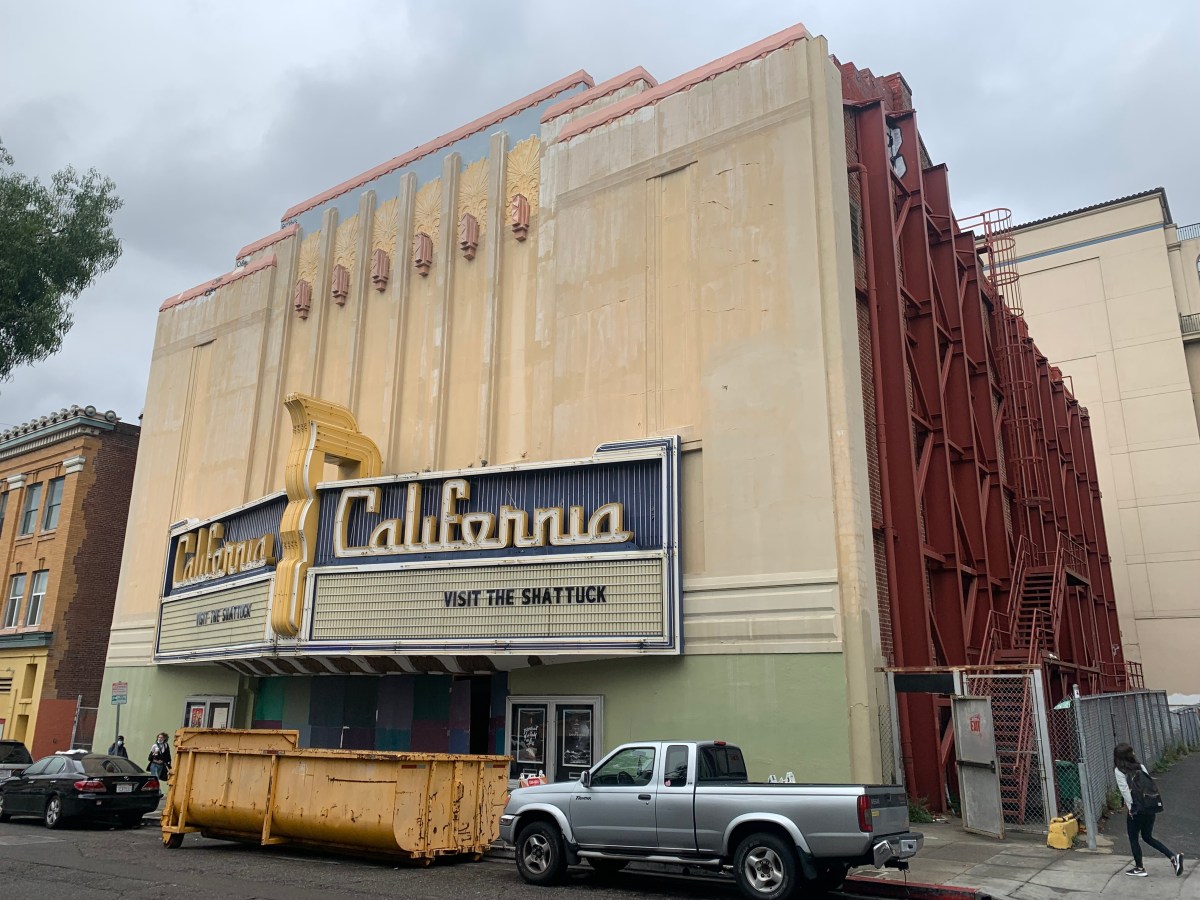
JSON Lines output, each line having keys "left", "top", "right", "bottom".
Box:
{"left": 952, "top": 696, "right": 1004, "bottom": 838}
{"left": 883, "top": 666, "right": 1056, "bottom": 834}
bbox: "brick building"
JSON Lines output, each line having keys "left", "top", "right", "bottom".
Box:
{"left": 0, "top": 405, "right": 139, "bottom": 757}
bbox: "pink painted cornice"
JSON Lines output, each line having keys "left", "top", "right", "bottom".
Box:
{"left": 556, "top": 23, "right": 809, "bottom": 144}
{"left": 539, "top": 66, "right": 658, "bottom": 123}
{"left": 236, "top": 223, "right": 299, "bottom": 261}
{"left": 159, "top": 254, "right": 277, "bottom": 312}
{"left": 281, "top": 70, "right": 595, "bottom": 224}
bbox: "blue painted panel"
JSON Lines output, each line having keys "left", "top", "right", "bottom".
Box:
{"left": 313, "top": 451, "right": 666, "bottom": 567}
{"left": 162, "top": 495, "right": 286, "bottom": 597}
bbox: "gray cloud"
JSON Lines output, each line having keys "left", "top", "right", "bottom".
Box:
{"left": 1, "top": 0, "right": 1196, "bottom": 427}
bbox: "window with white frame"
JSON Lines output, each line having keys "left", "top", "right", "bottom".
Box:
{"left": 3, "top": 574, "right": 25, "bottom": 628}
{"left": 41, "top": 477, "right": 65, "bottom": 531}
{"left": 18, "top": 483, "right": 42, "bottom": 535}
{"left": 25, "top": 571, "right": 48, "bottom": 627}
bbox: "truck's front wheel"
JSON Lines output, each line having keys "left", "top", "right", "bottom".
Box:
{"left": 515, "top": 821, "right": 568, "bottom": 886}
{"left": 734, "top": 832, "right": 798, "bottom": 900}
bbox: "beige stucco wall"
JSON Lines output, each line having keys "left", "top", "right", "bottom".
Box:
{"left": 106, "top": 36, "right": 883, "bottom": 776}
{"left": 1011, "top": 195, "right": 1200, "bottom": 692}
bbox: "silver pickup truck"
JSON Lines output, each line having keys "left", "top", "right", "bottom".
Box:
{"left": 500, "top": 740, "right": 923, "bottom": 899}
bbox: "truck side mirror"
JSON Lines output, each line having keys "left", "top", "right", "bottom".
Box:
{"left": 579, "top": 770, "right": 591, "bottom": 788}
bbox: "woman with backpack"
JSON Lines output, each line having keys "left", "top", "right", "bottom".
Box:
{"left": 1114, "top": 743, "right": 1183, "bottom": 877}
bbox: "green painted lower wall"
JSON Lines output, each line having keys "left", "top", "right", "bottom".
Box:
{"left": 509, "top": 653, "right": 852, "bottom": 782}
{"left": 94, "top": 664, "right": 242, "bottom": 760}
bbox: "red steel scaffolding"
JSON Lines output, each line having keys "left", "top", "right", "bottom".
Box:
{"left": 838, "top": 63, "right": 1137, "bottom": 810}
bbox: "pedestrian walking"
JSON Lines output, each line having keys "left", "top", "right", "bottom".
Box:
{"left": 107, "top": 735, "right": 129, "bottom": 758}
{"left": 148, "top": 732, "right": 172, "bottom": 782}
{"left": 1114, "top": 743, "right": 1183, "bottom": 877}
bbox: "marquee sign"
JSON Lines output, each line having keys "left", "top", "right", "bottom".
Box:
{"left": 155, "top": 393, "right": 680, "bottom": 661}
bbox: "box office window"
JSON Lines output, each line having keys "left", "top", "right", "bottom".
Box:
{"left": 507, "top": 695, "right": 602, "bottom": 783}
{"left": 19, "top": 483, "right": 42, "bottom": 536}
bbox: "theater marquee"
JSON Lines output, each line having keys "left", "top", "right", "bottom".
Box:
{"left": 155, "top": 394, "right": 680, "bottom": 662}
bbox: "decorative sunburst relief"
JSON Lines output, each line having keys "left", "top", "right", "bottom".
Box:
{"left": 371, "top": 198, "right": 398, "bottom": 292}
{"left": 457, "top": 159, "right": 489, "bottom": 261}
{"left": 506, "top": 136, "right": 541, "bottom": 242}
{"left": 412, "top": 179, "right": 442, "bottom": 275}
{"left": 294, "top": 231, "right": 321, "bottom": 319}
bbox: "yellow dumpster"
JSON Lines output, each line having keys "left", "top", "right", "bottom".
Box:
{"left": 160, "top": 729, "right": 510, "bottom": 862}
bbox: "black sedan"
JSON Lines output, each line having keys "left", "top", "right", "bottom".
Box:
{"left": 0, "top": 751, "right": 160, "bottom": 828}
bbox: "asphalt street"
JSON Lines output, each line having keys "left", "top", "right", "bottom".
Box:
{"left": 0, "top": 818, "right": 743, "bottom": 900}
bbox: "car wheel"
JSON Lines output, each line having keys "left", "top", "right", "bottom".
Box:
{"left": 734, "top": 832, "right": 798, "bottom": 900}
{"left": 515, "top": 821, "right": 568, "bottom": 886}
{"left": 0, "top": 791, "right": 9, "bottom": 822}
{"left": 44, "top": 794, "right": 65, "bottom": 830}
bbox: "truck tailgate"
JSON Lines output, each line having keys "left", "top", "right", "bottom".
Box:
{"left": 865, "top": 786, "right": 909, "bottom": 835}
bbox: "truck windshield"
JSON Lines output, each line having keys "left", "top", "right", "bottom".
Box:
{"left": 697, "top": 745, "right": 748, "bottom": 783}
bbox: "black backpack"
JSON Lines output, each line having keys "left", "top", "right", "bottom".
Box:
{"left": 1130, "top": 768, "right": 1164, "bottom": 814}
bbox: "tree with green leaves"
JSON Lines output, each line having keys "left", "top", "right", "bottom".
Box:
{"left": 0, "top": 141, "right": 123, "bottom": 381}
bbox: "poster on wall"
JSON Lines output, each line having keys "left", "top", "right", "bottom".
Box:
{"left": 211, "top": 706, "right": 229, "bottom": 729}
{"left": 514, "top": 706, "right": 546, "bottom": 765}
{"left": 188, "top": 705, "right": 205, "bottom": 727}
{"left": 558, "top": 707, "right": 593, "bottom": 768}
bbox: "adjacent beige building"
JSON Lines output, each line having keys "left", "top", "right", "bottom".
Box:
{"left": 1009, "top": 190, "right": 1200, "bottom": 692}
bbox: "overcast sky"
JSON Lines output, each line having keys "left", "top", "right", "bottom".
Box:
{"left": 2, "top": 1, "right": 1197, "bottom": 428}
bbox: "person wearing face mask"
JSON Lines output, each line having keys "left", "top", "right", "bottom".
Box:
{"left": 107, "top": 735, "right": 129, "bottom": 758}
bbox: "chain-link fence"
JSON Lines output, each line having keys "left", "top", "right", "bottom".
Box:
{"left": 70, "top": 701, "right": 98, "bottom": 751}
{"left": 878, "top": 698, "right": 900, "bottom": 786}
{"left": 1062, "top": 688, "right": 1198, "bottom": 850}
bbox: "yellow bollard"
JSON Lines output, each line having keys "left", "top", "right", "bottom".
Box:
{"left": 1047, "top": 813, "right": 1080, "bottom": 849}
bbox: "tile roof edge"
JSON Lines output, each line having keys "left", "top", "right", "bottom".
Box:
{"left": 236, "top": 223, "right": 300, "bottom": 261}
{"left": 281, "top": 70, "right": 594, "bottom": 223}
{"left": 555, "top": 23, "right": 808, "bottom": 144}
{"left": 160, "top": 254, "right": 277, "bottom": 312}
{"left": 539, "top": 66, "right": 658, "bottom": 123}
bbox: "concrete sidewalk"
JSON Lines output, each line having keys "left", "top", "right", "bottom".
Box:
{"left": 858, "top": 818, "right": 1195, "bottom": 899}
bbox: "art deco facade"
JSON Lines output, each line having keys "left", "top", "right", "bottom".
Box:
{"left": 98, "top": 24, "right": 1126, "bottom": 809}
{"left": 0, "top": 406, "right": 139, "bottom": 756}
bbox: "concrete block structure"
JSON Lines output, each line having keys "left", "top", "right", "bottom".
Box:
{"left": 98, "top": 24, "right": 1130, "bottom": 813}
{"left": 0, "top": 406, "right": 139, "bottom": 756}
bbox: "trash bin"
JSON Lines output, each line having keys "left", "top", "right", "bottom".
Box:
{"left": 1055, "top": 759, "right": 1081, "bottom": 805}
{"left": 160, "top": 728, "right": 510, "bottom": 861}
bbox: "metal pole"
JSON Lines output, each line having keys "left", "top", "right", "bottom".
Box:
{"left": 70, "top": 694, "right": 82, "bottom": 751}
{"left": 1030, "top": 669, "right": 1058, "bottom": 826}
{"left": 115, "top": 700, "right": 121, "bottom": 750}
{"left": 1072, "top": 684, "right": 1097, "bottom": 851}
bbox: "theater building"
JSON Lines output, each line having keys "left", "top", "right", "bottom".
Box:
{"left": 98, "top": 23, "right": 1127, "bottom": 798}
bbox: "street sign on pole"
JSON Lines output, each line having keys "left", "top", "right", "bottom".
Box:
{"left": 111, "top": 681, "right": 128, "bottom": 705}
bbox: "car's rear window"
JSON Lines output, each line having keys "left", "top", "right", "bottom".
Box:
{"left": 698, "top": 745, "right": 749, "bottom": 783}
{"left": 81, "top": 756, "right": 143, "bottom": 775}
{"left": 0, "top": 742, "right": 32, "bottom": 765}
